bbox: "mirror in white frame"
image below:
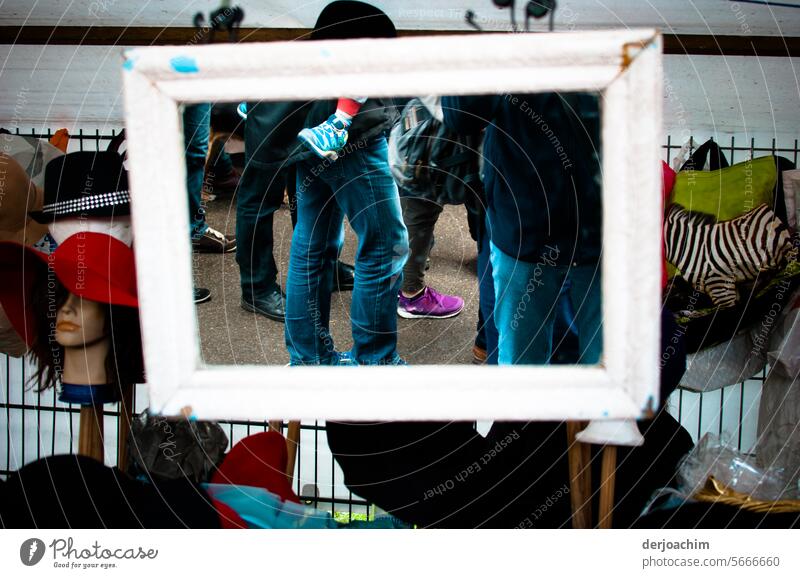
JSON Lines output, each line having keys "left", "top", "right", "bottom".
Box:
{"left": 122, "top": 29, "right": 663, "bottom": 422}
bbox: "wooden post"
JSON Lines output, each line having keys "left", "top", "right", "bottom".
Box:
{"left": 116, "top": 383, "right": 135, "bottom": 473}
{"left": 566, "top": 421, "right": 592, "bottom": 529}
{"left": 285, "top": 421, "right": 301, "bottom": 485}
{"left": 598, "top": 445, "right": 618, "bottom": 529}
{"left": 78, "top": 404, "right": 105, "bottom": 462}
{"left": 269, "top": 420, "right": 301, "bottom": 485}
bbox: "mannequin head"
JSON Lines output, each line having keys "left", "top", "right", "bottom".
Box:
{"left": 30, "top": 277, "right": 143, "bottom": 390}
{"left": 55, "top": 292, "right": 107, "bottom": 349}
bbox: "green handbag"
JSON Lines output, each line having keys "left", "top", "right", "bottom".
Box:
{"left": 671, "top": 139, "right": 777, "bottom": 222}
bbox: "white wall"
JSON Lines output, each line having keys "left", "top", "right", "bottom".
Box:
{"left": 2, "top": 0, "right": 800, "bottom": 35}
{"left": 1, "top": 44, "right": 798, "bottom": 142}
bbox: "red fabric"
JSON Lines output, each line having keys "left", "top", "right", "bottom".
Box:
{"left": 661, "top": 161, "right": 677, "bottom": 289}
{"left": 0, "top": 232, "right": 138, "bottom": 347}
{"left": 211, "top": 431, "right": 301, "bottom": 504}
{"left": 49, "top": 128, "right": 70, "bottom": 152}
{"left": 336, "top": 98, "right": 363, "bottom": 118}
{"left": 211, "top": 498, "right": 248, "bottom": 529}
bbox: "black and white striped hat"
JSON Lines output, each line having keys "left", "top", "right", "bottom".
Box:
{"left": 30, "top": 151, "right": 130, "bottom": 223}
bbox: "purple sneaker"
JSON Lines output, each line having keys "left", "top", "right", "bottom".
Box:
{"left": 397, "top": 286, "right": 464, "bottom": 319}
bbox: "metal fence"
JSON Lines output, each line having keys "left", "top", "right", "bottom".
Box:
{"left": 1, "top": 127, "right": 797, "bottom": 520}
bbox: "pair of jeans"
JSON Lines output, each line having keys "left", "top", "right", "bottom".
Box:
{"left": 236, "top": 160, "right": 287, "bottom": 301}
{"left": 285, "top": 136, "right": 408, "bottom": 365}
{"left": 477, "top": 222, "right": 499, "bottom": 364}
{"left": 183, "top": 103, "right": 211, "bottom": 239}
{"left": 400, "top": 196, "right": 443, "bottom": 295}
{"left": 489, "top": 242, "right": 602, "bottom": 365}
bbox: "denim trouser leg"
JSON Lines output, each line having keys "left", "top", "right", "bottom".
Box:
{"left": 284, "top": 172, "right": 342, "bottom": 365}
{"left": 490, "top": 241, "right": 601, "bottom": 365}
{"left": 566, "top": 262, "right": 603, "bottom": 365}
{"left": 236, "top": 162, "right": 285, "bottom": 301}
{"left": 477, "top": 226, "right": 499, "bottom": 365}
{"left": 183, "top": 103, "right": 210, "bottom": 239}
{"left": 286, "top": 137, "right": 408, "bottom": 365}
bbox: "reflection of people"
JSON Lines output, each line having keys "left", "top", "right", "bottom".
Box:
{"left": 183, "top": 103, "right": 236, "bottom": 304}
{"left": 442, "top": 93, "right": 602, "bottom": 365}
{"left": 283, "top": 1, "right": 408, "bottom": 365}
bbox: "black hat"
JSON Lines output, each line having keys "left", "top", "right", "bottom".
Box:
{"left": 311, "top": 1, "right": 396, "bottom": 41}
{"left": 30, "top": 151, "right": 130, "bottom": 223}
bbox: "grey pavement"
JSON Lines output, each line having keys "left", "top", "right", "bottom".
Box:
{"left": 195, "top": 197, "right": 481, "bottom": 366}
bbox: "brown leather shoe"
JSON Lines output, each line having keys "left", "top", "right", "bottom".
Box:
{"left": 192, "top": 226, "right": 236, "bottom": 253}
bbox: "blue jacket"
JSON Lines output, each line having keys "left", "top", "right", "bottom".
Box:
{"left": 442, "top": 93, "right": 602, "bottom": 265}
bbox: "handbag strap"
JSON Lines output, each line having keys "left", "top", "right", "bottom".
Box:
{"left": 680, "top": 139, "right": 730, "bottom": 172}
{"left": 106, "top": 129, "right": 126, "bottom": 153}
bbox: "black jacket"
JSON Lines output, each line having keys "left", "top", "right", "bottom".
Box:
{"left": 442, "top": 93, "right": 602, "bottom": 265}
{"left": 244, "top": 98, "right": 398, "bottom": 171}
{"left": 244, "top": 1, "right": 400, "bottom": 171}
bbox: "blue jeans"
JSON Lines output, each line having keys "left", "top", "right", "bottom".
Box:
{"left": 477, "top": 222, "right": 499, "bottom": 364}
{"left": 183, "top": 103, "right": 210, "bottom": 239}
{"left": 285, "top": 137, "right": 408, "bottom": 365}
{"left": 489, "top": 242, "right": 602, "bottom": 365}
{"left": 236, "top": 161, "right": 286, "bottom": 301}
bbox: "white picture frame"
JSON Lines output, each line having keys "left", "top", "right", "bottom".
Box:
{"left": 122, "top": 29, "right": 663, "bottom": 421}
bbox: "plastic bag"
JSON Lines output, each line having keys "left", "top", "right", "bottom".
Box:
{"left": 128, "top": 410, "right": 229, "bottom": 483}
{"left": 680, "top": 331, "right": 766, "bottom": 392}
{"left": 756, "top": 368, "right": 800, "bottom": 489}
{"left": 677, "top": 433, "right": 798, "bottom": 501}
{"left": 756, "top": 289, "right": 800, "bottom": 486}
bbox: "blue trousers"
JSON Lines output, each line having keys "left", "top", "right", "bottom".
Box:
{"left": 285, "top": 137, "right": 408, "bottom": 365}
{"left": 183, "top": 103, "right": 211, "bottom": 239}
{"left": 489, "top": 242, "right": 602, "bottom": 365}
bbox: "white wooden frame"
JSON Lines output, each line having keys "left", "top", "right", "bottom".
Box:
{"left": 122, "top": 29, "right": 663, "bottom": 421}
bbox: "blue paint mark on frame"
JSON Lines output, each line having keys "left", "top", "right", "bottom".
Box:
{"left": 170, "top": 56, "right": 199, "bottom": 74}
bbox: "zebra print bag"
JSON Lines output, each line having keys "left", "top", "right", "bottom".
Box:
{"left": 665, "top": 203, "right": 795, "bottom": 309}
{"left": 664, "top": 203, "right": 800, "bottom": 352}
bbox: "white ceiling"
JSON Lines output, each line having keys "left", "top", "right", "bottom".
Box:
{"left": 1, "top": 0, "right": 799, "bottom": 36}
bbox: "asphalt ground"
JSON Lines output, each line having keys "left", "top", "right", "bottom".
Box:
{"left": 194, "top": 194, "right": 481, "bottom": 366}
